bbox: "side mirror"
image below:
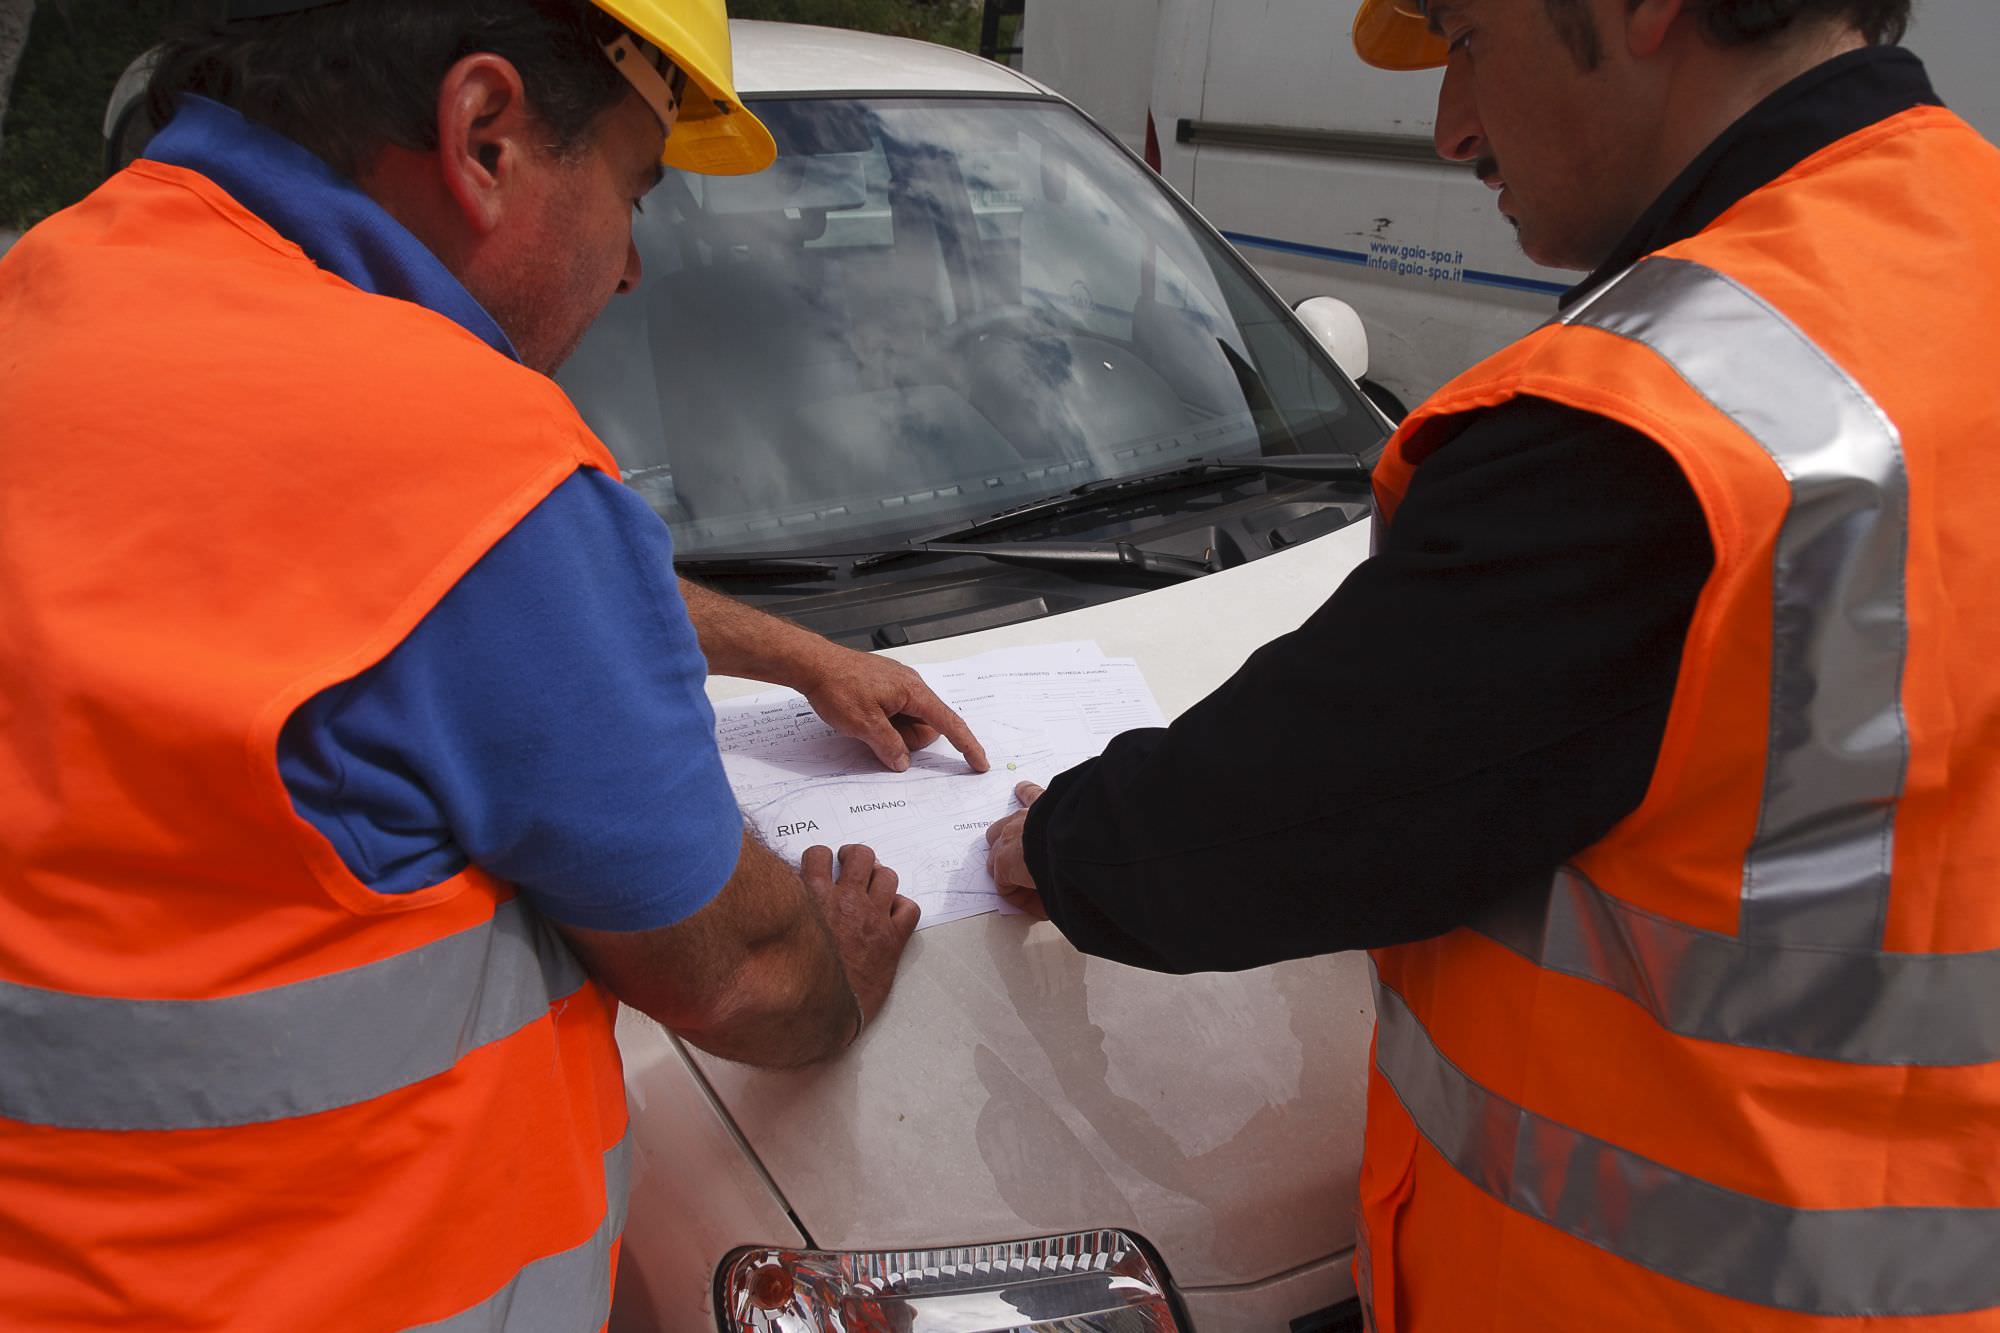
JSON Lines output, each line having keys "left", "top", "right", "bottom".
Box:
{"left": 1292, "top": 296, "right": 1369, "bottom": 383}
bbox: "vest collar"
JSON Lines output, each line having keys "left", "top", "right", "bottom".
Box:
{"left": 144, "top": 95, "right": 520, "bottom": 361}
{"left": 1563, "top": 46, "right": 1941, "bottom": 308}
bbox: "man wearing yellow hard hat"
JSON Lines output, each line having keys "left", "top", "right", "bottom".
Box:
{"left": 0, "top": 2, "right": 985, "bottom": 1326}
{"left": 988, "top": 1, "right": 2000, "bottom": 1329}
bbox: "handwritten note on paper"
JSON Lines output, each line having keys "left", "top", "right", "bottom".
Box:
{"left": 713, "top": 642, "right": 1166, "bottom": 928}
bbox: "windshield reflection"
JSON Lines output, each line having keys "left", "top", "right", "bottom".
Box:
{"left": 559, "top": 96, "right": 1373, "bottom": 555}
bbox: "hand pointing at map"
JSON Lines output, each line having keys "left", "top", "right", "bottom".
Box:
{"left": 797, "top": 649, "right": 991, "bottom": 774}
{"left": 675, "top": 577, "right": 988, "bottom": 773}
{"left": 986, "top": 782, "right": 1048, "bottom": 921}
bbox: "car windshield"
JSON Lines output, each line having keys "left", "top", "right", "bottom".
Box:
{"left": 559, "top": 95, "right": 1379, "bottom": 557}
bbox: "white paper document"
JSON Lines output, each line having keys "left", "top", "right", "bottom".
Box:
{"left": 714, "top": 642, "right": 1166, "bottom": 927}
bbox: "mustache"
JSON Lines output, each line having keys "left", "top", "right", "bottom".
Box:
{"left": 1475, "top": 155, "right": 1503, "bottom": 186}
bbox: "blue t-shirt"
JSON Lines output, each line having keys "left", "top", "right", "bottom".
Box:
{"left": 146, "top": 98, "right": 741, "bottom": 931}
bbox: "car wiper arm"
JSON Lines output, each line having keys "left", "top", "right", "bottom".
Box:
{"left": 674, "top": 454, "right": 1368, "bottom": 582}
{"left": 678, "top": 538, "right": 1216, "bottom": 582}
{"left": 865, "top": 538, "right": 1216, "bottom": 580}
{"left": 672, "top": 554, "right": 841, "bottom": 580}
{"left": 1078, "top": 451, "right": 1369, "bottom": 491}
{"left": 915, "top": 451, "right": 1371, "bottom": 546}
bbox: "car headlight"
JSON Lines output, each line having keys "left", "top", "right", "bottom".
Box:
{"left": 717, "top": 1228, "right": 1183, "bottom": 1331}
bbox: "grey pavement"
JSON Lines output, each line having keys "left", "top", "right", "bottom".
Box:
{"left": 0, "top": 228, "right": 18, "bottom": 258}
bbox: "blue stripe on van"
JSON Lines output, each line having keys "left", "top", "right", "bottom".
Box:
{"left": 1221, "top": 231, "right": 1370, "bottom": 266}
{"left": 1220, "top": 229, "right": 1572, "bottom": 299}
{"left": 1461, "top": 268, "right": 1573, "bottom": 297}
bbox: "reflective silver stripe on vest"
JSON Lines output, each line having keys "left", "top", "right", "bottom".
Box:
{"left": 1476, "top": 866, "right": 2000, "bottom": 1066}
{"left": 1565, "top": 256, "right": 1911, "bottom": 951}
{"left": 0, "top": 896, "right": 589, "bottom": 1130}
{"left": 1374, "top": 975, "right": 2000, "bottom": 1317}
{"left": 406, "top": 1132, "right": 631, "bottom": 1333}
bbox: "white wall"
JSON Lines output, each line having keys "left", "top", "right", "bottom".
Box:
{"left": 1905, "top": 0, "right": 1999, "bottom": 142}
{"left": 1022, "top": 0, "right": 1161, "bottom": 157}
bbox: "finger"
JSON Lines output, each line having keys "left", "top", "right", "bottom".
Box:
{"left": 800, "top": 844, "right": 834, "bottom": 883}
{"left": 890, "top": 715, "right": 941, "bottom": 755}
{"left": 849, "top": 710, "right": 913, "bottom": 773}
{"left": 998, "top": 883, "right": 1049, "bottom": 921}
{"left": 1015, "top": 781, "right": 1046, "bottom": 808}
{"left": 896, "top": 688, "right": 990, "bottom": 773}
{"left": 987, "top": 840, "right": 1022, "bottom": 890}
{"left": 889, "top": 893, "right": 922, "bottom": 935}
{"left": 1000, "top": 876, "right": 1048, "bottom": 908}
{"left": 836, "top": 843, "right": 877, "bottom": 888}
{"left": 989, "top": 840, "right": 1037, "bottom": 894}
{"left": 984, "top": 811, "right": 1018, "bottom": 847}
{"left": 869, "top": 862, "right": 899, "bottom": 899}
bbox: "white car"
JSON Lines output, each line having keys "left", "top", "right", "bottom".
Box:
{"left": 105, "top": 20, "right": 1391, "bottom": 1332}
{"left": 563, "top": 23, "right": 1387, "bottom": 1333}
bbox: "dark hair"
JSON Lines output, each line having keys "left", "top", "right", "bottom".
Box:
{"left": 1691, "top": 0, "right": 1912, "bottom": 46}
{"left": 1542, "top": 0, "right": 1913, "bottom": 68}
{"left": 145, "top": 0, "right": 630, "bottom": 179}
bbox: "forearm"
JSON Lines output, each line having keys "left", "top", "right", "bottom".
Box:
{"left": 676, "top": 947, "right": 858, "bottom": 1069}
{"left": 671, "top": 835, "right": 859, "bottom": 1067}
{"left": 1025, "top": 693, "right": 1679, "bottom": 972}
{"left": 559, "top": 832, "right": 860, "bottom": 1069}
{"left": 679, "top": 576, "right": 825, "bottom": 686}
{"left": 677, "top": 942, "right": 857, "bottom": 1065}
{"left": 1023, "top": 404, "right": 1713, "bottom": 973}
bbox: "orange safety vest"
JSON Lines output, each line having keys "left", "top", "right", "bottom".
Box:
{"left": 1358, "top": 105, "right": 2000, "bottom": 1330}
{"left": 0, "top": 162, "right": 630, "bottom": 1330}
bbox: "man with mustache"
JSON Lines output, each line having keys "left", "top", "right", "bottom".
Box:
{"left": 988, "top": 0, "right": 2000, "bottom": 1328}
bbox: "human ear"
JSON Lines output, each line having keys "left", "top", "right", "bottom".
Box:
{"left": 434, "top": 52, "right": 535, "bottom": 236}
{"left": 1622, "top": 0, "right": 1686, "bottom": 59}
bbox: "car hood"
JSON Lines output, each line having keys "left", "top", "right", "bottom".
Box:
{"left": 686, "top": 521, "right": 1379, "bottom": 1291}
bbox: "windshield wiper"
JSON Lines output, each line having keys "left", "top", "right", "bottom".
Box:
{"left": 972, "top": 450, "right": 1364, "bottom": 529}
{"left": 673, "top": 453, "right": 1368, "bottom": 582}
{"left": 677, "top": 536, "right": 1217, "bottom": 583}
{"left": 896, "top": 538, "right": 1215, "bottom": 580}
{"left": 1077, "top": 451, "right": 1369, "bottom": 493}
{"left": 671, "top": 554, "right": 840, "bottom": 580}
{"left": 853, "top": 452, "right": 1369, "bottom": 568}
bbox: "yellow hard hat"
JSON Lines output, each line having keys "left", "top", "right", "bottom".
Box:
{"left": 1352, "top": 0, "right": 1450, "bottom": 71}
{"left": 225, "top": 0, "right": 775, "bottom": 175}
{"left": 593, "top": 0, "right": 776, "bottom": 175}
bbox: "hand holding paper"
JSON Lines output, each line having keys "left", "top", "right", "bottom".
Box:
{"left": 713, "top": 642, "right": 1162, "bottom": 927}
{"left": 984, "top": 781, "right": 1048, "bottom": 920}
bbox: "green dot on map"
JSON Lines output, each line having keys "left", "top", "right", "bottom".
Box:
{"left": 1007, "top": 762, "right": 1018, "bottom": 770}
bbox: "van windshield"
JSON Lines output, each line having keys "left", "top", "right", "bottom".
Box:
{"left": 559, "top": 96, "right": 1378, "bottom": 557}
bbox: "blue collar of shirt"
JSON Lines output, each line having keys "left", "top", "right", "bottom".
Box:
{"left": 144, "top": 95, "right": 519, "bottom": 361}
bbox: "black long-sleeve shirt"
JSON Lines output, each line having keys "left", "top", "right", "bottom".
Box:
{"left": 1021, "top": 46, "right": 1941, "bottom": 975}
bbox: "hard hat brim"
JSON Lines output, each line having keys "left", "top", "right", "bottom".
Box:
{"left": 1352, "top": 0, "right": 1450, "bottom": 71}
{"left": 662, "top": 80, "right": 777, "bottom": 176}
{"left": 593, "top": 0, "right": 777, "bottom": 174}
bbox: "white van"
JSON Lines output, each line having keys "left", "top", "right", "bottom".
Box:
{"left": 1016, "top": 0, "right": 2000, "bottom": 410}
